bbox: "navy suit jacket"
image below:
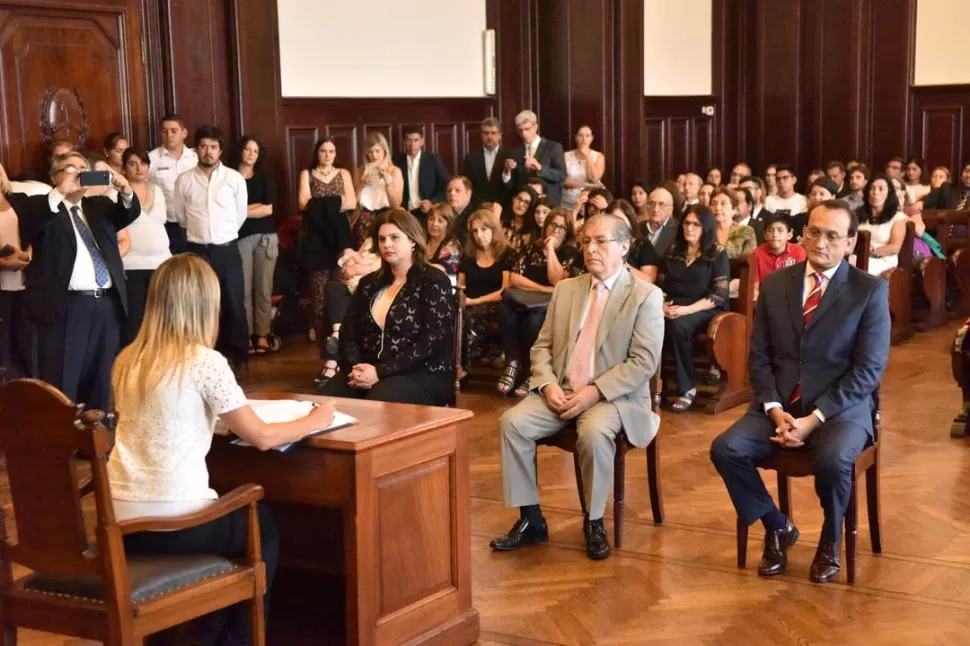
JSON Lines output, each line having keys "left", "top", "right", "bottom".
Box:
{"left": 461, "top": 147, "right": 512, "bottom": 206}
{"left": 393, "top": 151, "right": 451, "bottom": 208}
{"left": 749, "top": 260, "right": 890, "bottom": 435}
{"left": 504, "top": 138, "right": 567, "bottom": 206}
{"left": 922, "top": 181, "right": 968, "bottom": 210}
{"left": 18, "top": 192, "right": 140, "bottom": 324}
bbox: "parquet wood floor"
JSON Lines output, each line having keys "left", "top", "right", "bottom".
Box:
{"left": 15, "top": 322, "right": 970, "bottom": 645}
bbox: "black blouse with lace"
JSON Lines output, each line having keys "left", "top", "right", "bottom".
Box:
{"left": 339, "top": 263, "right": 456, "bottom": 379}
{"left": 660, "top": 246, "right": 730, "bottom": 309}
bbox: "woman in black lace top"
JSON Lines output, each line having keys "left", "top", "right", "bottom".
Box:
{"left": 320, "top": 208, "right": 456, "bottom": 406}
{"left": 660, "top": 204, "right": 730, "bottom": 412}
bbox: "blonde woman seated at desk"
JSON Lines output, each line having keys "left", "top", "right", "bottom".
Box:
{"left": 110, "top": 254, "right": 335, "bottom": 646}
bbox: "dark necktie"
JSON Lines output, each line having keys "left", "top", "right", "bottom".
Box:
{"left": 69, "top": 205, "right": 110, "bottom": 287}
{"left": 790, "top": 273, "right": 826, "bottom": 405}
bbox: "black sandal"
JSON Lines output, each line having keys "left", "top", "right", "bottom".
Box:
{"left": 497, "top": 362, "right": 520, "bottom": 395}
{"left": 670, "top": 390, "right": 697, "bottom": 413}
{"left": 314, "top": 360, "right": 338, "bottom": 389}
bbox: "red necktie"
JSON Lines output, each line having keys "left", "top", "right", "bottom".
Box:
{"left": 790, "top": 273, "right": 826, "bottom": 405}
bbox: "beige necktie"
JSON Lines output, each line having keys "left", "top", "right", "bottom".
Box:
{"left": 566, "top": 281, "right": 607, "bottom": 391}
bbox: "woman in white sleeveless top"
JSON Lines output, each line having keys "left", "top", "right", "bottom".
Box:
{"left": 561, "top": 125, "right": 605, "bottom": 210}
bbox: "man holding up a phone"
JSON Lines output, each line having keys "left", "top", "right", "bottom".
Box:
{"left": 19, "top": 151, "right": 140, "bottom": 412}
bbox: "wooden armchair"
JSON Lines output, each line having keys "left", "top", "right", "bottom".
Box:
{"left": 0, "top": 380, "right": 267, "bottom": 646}
{"left": 735, "top": 389, "right": 882, "bottom": 584}
{"left": 882, "top": 220, "right": 914, "bottom": 344}
{"left": 535, "top": 375, "right": 663, "bottom": 548}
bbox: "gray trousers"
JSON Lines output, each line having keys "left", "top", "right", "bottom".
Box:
{"left": 237, "top": 233, "right": 279, "bottom": 337}
{"left": 500, "top": 394, "right": 620, "bottom": 520}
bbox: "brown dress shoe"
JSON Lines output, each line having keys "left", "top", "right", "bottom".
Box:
{"left": 810, "top": 540, "right": 841, "bottom": 583}
{"left": 758, "top": 520, "right": 799, "bottom": 576}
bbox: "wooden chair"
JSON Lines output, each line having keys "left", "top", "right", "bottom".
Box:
{"left": 735, "top": 390, "right": 882, "bottom": 584}
{"left": 0, "top": 380, "right": 268, "bottom": 645}
{"left": 535, "top": 375, "right": 663, "bottom": 548}
{"left": 700, "top": 254, "right": 756, "bottom": 413}
{"left": 882, "top": 220, "right": 914, "bottom": 344}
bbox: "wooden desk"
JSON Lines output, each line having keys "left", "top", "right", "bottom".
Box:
{"left": 207, "top": 395, "right": 479, "bottom": 646}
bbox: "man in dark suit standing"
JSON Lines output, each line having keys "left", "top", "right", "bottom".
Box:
{"left": 502, "top": 110, "right": 566, "bottom": 206}
{"left": 20, "top": 151, "right": 140, "bottom": 411}
{"left": 393, "top": 125, "right": 450, "bottom": 222}
{"left": 923, "top": 162, "right": 970, "bottom": 210}
{"left": 710, "top": 199, "right": 890, "bottom": 584}
{"left": 462, "top": 116, "right": 510, "bottom": 206}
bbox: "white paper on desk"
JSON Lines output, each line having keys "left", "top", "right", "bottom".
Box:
{"left": 223, "top": 399, "right": 357, "bottom": 452}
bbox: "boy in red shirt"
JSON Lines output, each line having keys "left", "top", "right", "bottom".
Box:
{"left": 752, "top": 213, "right": 806, "bottom": 301}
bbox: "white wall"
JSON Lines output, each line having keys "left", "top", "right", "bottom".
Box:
{"left": 643, "top": 0, "right": 712, "bottom": 96}
{"left": 914, "top": 0, "right": 970, "bottom": 86}
{"left": 277, "top": 0, "right": 488, "bottom": 98}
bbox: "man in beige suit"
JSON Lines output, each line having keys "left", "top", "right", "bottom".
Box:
{"left": 490, "top": 212, "right": 664, "bottom": 560}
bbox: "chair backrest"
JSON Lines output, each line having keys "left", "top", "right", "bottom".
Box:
{"left": 729, "top": 254, "right": 756, "bottom": 324}
{"left": 944, "top": 210, "right": 970, "bottom": 255}
{"left": 898, "top": 220, "right": 915, "bottom": 274}
{"left": 0, "top": 380, "right": 114, "bottom": 578}
{"left": 853, "top": 229, "right": 872, "bottom": 272}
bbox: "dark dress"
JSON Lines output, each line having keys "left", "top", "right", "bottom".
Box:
{"left": 460, "top": 249, "right": 514, "bottom": 366}
{"left": 499, "top": 242, "right": 582, "bottom": 380}
{"left": 660, "top": 246, "right": 730, "bottom": 395}
{"left": 320, "top": 263, "right": 456, "bottom": 406}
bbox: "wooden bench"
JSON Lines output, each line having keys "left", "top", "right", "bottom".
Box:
{"left": 949, "top": 319, "right": 970, "bottom": 438}
{"left": 883, "top": 220, "right": 914, "bottom": 344}
{"left": 921, "top": 209, "right": 970, "bottom": 316}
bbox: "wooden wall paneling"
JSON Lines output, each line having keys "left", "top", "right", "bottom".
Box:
{"left": 911, "top": 86, "right": 970, "bottom": 175}
{"left": 615, "top": 0, "right": 644, "bottom": 192}
{"left": 489, "top": 0, "right": 536, "bottom": 134}
{"left": 462, "top": 120, "right": 483, "bottom": 169}
{"left": 642, "top": 98, "right": 717, "bottom": 183}
{"left": 694, "top": 118, "right": 716, "bottom": 175}
{"left": 668, "top": 118, "right": 691, "bottom": 177}
{"left": 160, "top": 0, "right": 233, "bottom": 136}
{"left": 713, "top": 0, "right": 745, "bottom": 171}
{"left": 0, "top": 1, "right": 149, "bottom": 177}
{"left": 534, "top": 0, "right": 571, "bottom": 147}
{"left": 431, "top": 122, "right": 460, "bottom": 174}
{"left": 643, "top": 120, "right": 665, "bottom": 186}
{"left": 323, "top": 124, "right": 360, "bottom": 174}
{"left": 285, "top": 125, "right": 318, "bottom": 208}
{"left": 868, "top": 0, "right": 915, "bottom": 168}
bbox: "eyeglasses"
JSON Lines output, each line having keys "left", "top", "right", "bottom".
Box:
{"left": 803, "top": 225, "right": 851, "bottom": 243}
{"left": 56, "top": 165, "right": 87, "bottom": 175}
{"left": 513, "top": 195, "right": 532, "bottom": 205}
{"left": 580, "top": 237, "right": 618, "bottom": 249}
{"left": 646, "top": 200, "right": 671, "bottom": 209}
{"left": 683, "top": 221, "right": 702, "bottom": 229}
{"left": 547, "top": 222, "right": 567, "bottom": 232}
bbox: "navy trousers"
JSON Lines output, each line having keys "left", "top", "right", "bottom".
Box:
{"left": 710, "top": 408, "right": 869, "bottom": 542}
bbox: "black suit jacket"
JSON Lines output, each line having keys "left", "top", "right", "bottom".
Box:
{"left": 462, "top": 147, "right": 512, "bottom": 206}
{"left": 641, "top": 216, "right": 679, "bottom": 257}
{"left": 393, "top": 151, "right": 451, "bottom": 209}
{"left": 302, "top": 196, "right": 354, "bottom": 272}
{"left": 18, "top": 192, "right": 140, "bottom": 324}
{"left": 504, "top": 138, "right": 567, "bottom": 205}
{"left": 923, "top": 182, "right": 969, "bottom": 210}
{"left": 750, "top": 261, "right": 889, "bottom": 435}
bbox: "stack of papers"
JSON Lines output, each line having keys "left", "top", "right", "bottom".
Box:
{"left": 224, "top": 399, "right": 357, "bottom": 452}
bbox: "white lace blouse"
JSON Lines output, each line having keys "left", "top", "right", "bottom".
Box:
{"left": 108, "top": 346, "right": 247, "bottom": 506}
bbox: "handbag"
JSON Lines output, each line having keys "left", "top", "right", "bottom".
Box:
{"left": 503, "top": 288, "right": 551, "bottom": 310}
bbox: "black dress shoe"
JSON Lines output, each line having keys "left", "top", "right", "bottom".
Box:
{"left": 810, "top": 540, "right": 841, "bottom": 583}
{"left": 758, "top": 520, "right": 799, "bottom": 576}
{"left": 490, "top": 517, "right": 548, "bottom": 552}
{"left": 584, "top": 519, "right": 611, "bottom": 561}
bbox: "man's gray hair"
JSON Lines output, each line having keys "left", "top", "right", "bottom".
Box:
{"left": 587, "top": 212, "right": 633, "bottom": 244}
{"left": 49, "top": 151, "right": 88, "bottom": 177}
{"left": 514, "top": 110, "right": 538, "bottom": 127}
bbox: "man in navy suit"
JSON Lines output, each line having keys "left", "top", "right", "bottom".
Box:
{"left": 393, "top": 125, "right": 450, "bottom": 221}
{"left": 710, "top": 199, "right": 890, "bottom": 584}
{"left": 20, "top": 151, "right": 140, "bottom": 412}
{"left": 502, "top": 110, "right": 567, "bottom": 206}
{"left": 461, "top": 116, "right": 511, "bottom": 206}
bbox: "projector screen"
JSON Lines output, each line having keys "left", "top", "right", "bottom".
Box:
{"left": 643, "top": 0, "right": 712, "bottom": 96}
{"left": 914, "top": 0, "right": 970, "bottom": 86}
{"left": 277, "top": 0, "right": 488, "bottom": 98}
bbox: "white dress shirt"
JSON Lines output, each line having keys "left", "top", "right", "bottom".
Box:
{"left": 483, "top": 146, "right": 498, "bottom": 180}
{"left": 148, "top": 146, "right": 199, "bottom": 222}
{"left": 173, "top": 163, "right": 248, "bottom": 245}
{"left": 48, "top": 189, "right": 133, "bottom": 290}
{"left": 645, "top": 217, "right": 672, "bottom": 247}
{"left": 763, "top": 261, "right": 841, "bottom": 422}
{"left": 0, "top": 207, "right": 23, "bottom": 291}
{"left": 406, "top": 152, "right": 422, "bottom": 209}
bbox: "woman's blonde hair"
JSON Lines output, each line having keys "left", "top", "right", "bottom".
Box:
{"left": 363, "top": 132, "right": 391, "bottom": 163}
{"left": 111, "top": 254, "right": 221, "bottom": 411}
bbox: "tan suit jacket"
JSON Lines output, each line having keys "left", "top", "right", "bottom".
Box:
{"left": 529, "top": 268, "right": 665, "bottom": 447}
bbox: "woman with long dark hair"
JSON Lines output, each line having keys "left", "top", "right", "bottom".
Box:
{"left": 857, "top": 173, "right": 907, "bottom": 277}
{"left": 660, "top": 204, "right": 730, "bottom": 412}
